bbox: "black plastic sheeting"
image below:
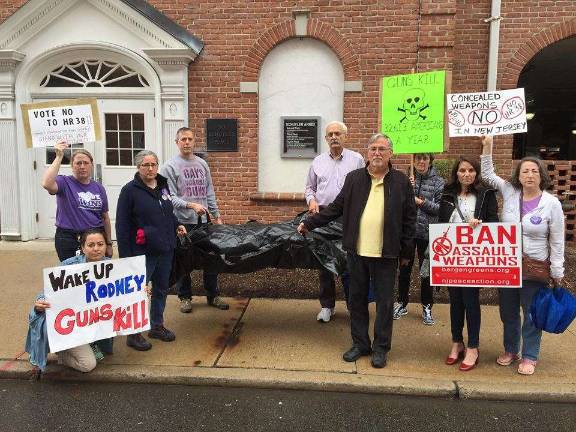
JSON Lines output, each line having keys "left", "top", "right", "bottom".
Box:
{"left": 172, "top": 213, "right": 346, "bottom": 280}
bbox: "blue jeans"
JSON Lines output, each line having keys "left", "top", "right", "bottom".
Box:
{"left": 146, "top": 251, "right": 174, "bottom": 328}
{"left": 498, "top": 280, "right": 542, "bottom": 361}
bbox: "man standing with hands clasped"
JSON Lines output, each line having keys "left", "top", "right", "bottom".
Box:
{"left": 304, "top": 121, "right": 364, "bottom": 323}
{"left": 160, "top": 127, "right": 229, "bottom": 313}
{"left": 298, "top": 133, "right": 416, "bottom": 368}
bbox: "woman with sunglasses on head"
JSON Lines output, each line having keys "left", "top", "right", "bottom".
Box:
{"left": 481, "top": 135, "right": 564, "bottom": 375}
{"left": 41, "top": 142, "right": 113, "bottom": 261}
{"left": 438, "top": 156, "right": 498, "bottom": 372}
{"left": 26, "top": 229, "right": 113, "bottom": 373}
{"left": 116, "top": 150, "right": 186, "bottom": 352}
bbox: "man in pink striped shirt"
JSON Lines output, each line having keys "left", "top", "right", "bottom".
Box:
{"left": 305, "top": 121, "right": 365, "bottom": 322}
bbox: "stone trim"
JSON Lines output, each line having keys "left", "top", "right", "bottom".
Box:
{"left": 249, "top": 192, "right": 306, "bottom": 202}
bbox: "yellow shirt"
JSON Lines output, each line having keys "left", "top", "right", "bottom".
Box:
{"left": 356, "top": 175, "right": 385, "bottom": 257}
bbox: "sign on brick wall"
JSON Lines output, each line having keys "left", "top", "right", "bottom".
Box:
{"left": 447, "top": 88, "right": 527, "bottom": 137}
{"left": 380, "top": 71, "right": 446, "bottom": 154}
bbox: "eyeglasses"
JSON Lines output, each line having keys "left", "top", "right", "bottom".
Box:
{"left": 140, "top": 163, "right": 158, "bottom": 168}
{"left": 368, "top": 146, "right": 391, "bottom": 153}
{"left": 326, "top": 131, "right": 343, "bottom": 137}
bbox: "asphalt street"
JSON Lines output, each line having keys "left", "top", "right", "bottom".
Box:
{"left": 1, "top": 380, "right": 575, "bottom": 432}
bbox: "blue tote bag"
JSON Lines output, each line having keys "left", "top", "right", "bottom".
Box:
{"left": 530, "top": 286, "right": 576, "bottom": 334}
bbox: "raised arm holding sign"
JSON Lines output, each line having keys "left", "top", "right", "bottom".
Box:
{"left": 480, "top": 135, "right": 565, "bottom": 375}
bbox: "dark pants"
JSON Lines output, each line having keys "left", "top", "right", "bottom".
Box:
{"left": 347, "top": 252, "right": 397, "bottom": 353}
{"left": 54, "top": 227, "right": 81, "bottom": 261}
{"left": 397, "top": 238, "right": 433, "bottom": 306}
{"left": 147, "top": 250, "right": 175, "bottom": 327}
{"left": 176, "top": 223, "right": 220, "bottom": 300}
{"left": 319, "top": 269, "right": 350, "bottom": 308}
{"left": 448, "top": 286, "right": 481, "bottom": 348}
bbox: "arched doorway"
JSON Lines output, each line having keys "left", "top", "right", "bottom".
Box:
{"left": 514, "top": 36, "right": 576, "bottom": 160}
{"left": 21, "top": 46, "right": 159, "bottom": 239}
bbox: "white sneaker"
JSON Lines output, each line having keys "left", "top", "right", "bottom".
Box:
{"left": 316, "top": 307, "right": 335, "bottom": 323}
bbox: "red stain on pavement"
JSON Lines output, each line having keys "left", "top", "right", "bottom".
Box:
{"left": 0, "top": 351, "right": 25, "bottom": 371}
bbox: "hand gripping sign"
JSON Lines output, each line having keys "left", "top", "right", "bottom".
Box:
{"left": 43, "top": 256, "right": 148, "bottom": 353}
{"left": 429, "top": 222, "right": 522, "bottom": 288}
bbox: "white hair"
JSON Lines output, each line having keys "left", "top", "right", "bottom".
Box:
{"left": 325, "top": 121, "right": 348, "bottom": 134}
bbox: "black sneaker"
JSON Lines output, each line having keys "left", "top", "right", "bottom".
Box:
{"left": 207, "top": 296, "right": 230, "bottom": 310}
{"left": 126, "top": 333, "right": 152, "bottom": 351}
{"left": 148, "top": 325, "right": 176, "bottom": 342}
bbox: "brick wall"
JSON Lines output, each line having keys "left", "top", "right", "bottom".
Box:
{"left": 2, "top": 0, "right": 575, "bottom": 225}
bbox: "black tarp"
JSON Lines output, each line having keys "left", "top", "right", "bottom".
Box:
{"left": 172, "top": 213, "right": 346, "bottom": 280}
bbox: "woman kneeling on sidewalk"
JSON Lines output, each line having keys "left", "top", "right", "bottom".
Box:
{"left": 25, "top": 229, "right": 114, "bottom": 373}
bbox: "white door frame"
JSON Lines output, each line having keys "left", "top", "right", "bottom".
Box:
{"left": 15, "top": 43, "right": 162, "bottom": 240}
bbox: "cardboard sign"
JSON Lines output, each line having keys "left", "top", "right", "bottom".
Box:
{"left": 43, "top": 256, "right": 148, "bottom": 353}
{"left": 21, "top": 98, "right": 102, "bottom": 148}
{"left": 447, "top": 88, "right": 527, "bottom": 137}
{"left": 429, "top": 222, "right": 522, "bottom": 288}
{"left": 380, "top": 71, "right": 446, "bottom": 154}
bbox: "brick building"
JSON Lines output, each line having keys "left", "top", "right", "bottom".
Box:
{"left": 0, "top": 0, "right": 574, "bottom": 241}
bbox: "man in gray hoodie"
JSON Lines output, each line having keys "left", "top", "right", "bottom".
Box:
{"left": 160, "top": 127, "right": 229, "bottom": 313}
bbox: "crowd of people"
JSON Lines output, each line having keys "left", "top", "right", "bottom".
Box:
{"left": 26, "top": 123, "right": 564, "bottom": 377}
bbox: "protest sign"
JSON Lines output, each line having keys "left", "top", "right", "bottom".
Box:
{"left": 43, "top": 256, "right": 148, "bottom": 353}
{"left": 447, "top": 88, "right": 527, "bottom": 137}
{"left": 429, "top": 222, "right": 522, "bottom": 288}
{"left": 21, "top": 98, "right": 101, "bottom": 148}
{"left": 380, "top": 70, "right": 446, "bottom": 154}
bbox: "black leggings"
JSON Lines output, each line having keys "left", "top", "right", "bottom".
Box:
{"left": 448, "top": 286, "right": 481, "bottom": 348}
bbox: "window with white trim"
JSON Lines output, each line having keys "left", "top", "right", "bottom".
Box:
{"left": 105, "top": 113, "right": 145, "bottom": 166}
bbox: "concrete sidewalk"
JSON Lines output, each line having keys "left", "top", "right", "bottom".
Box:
{"left": 1, "top": 240, "right": 575, "bottom": 402}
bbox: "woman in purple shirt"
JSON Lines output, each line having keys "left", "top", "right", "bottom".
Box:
{"left": 41, "top": 142, "right": 113, "bottom": 261}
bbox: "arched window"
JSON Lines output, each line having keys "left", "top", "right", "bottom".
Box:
{"left": 258, "top": 38, "right": 344, "bottom": 192}
{"left": 40, "top": 60, "right": 150, "bottom": 88}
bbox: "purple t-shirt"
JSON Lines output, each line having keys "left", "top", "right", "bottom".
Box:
{"left": 521, "top": 195, "right": 542, "bottom": 218}
{"left": 54, "top": 175, "right": 109, "bottom": 231}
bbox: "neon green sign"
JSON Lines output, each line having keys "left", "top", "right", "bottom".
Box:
{"left": 380, "top": 71, "right": 446, "bottom": 154}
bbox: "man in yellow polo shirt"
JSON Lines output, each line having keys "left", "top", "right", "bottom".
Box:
{"left": 298, "top": 133, "right": 416, "bottom": 368}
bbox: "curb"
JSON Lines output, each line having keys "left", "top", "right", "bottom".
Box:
{"left": 1, "top": 360, "right": 455, "bottom": 398}
{"left": 3, "top": 360, "right": 576, "bottom": 402}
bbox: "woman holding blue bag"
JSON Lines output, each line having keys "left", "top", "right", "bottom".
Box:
{"left": 481, "top": 136, "right": 565, "bottom": 375}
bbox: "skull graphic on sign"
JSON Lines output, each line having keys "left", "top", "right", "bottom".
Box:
{"left": 398, "top": 88, "right": 429, "bottom": 122}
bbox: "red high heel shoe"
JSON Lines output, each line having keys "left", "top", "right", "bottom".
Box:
{"left": 459, "top": 350, "right": 479, "bottom": 371}
{"left": 445, "top": 346, "right": 465, "bottom": 365}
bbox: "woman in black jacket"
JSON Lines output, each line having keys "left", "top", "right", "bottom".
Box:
{"left": 439, "top": 156, "right": 498, "bottom": 372}
{"left": 116, "top": 150, "right": 186, "bottom": 351}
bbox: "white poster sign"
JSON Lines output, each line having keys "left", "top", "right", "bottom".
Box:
{"left": 21, "top": 98, "right": 101, "bottom": 148}
{"left": 447, "top": 88, "right": 527, "bottom": 137}
{"left": 43, "top": 256, "right": 148, "bottom": 353}
{"left": 429, "top": 222, "right": 522, "bottom": 288}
